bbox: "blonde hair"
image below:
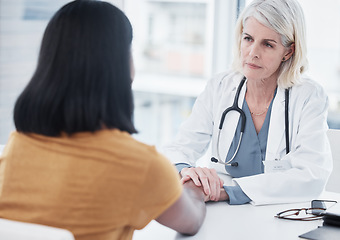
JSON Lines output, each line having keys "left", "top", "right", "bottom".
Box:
{"left": 231, "top": 0, "right": 308, "bottom": 88}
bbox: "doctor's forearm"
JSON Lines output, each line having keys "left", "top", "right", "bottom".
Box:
{"left": 224, "top": 185, "right": 251, "bottom": 205}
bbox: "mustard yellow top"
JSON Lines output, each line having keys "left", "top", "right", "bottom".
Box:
{"left": 0, "top": 130, "right": 182, "bottom": 240}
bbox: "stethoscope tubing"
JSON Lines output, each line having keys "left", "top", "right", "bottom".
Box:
{"left": 212, "top": 77, "right": 246, "bottom": 167}
{"left": 285, "top": 88, "right": 290, "bottom": 154}
{"left": 215, "top": 130, "right": 243, "bottom": 166}
{"left": 218, "top": 77, "right": 246, "bottom": 132}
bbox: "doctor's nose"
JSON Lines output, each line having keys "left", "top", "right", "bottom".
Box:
{"left": 249, "top": 44, "right": 260, "bottom": 59}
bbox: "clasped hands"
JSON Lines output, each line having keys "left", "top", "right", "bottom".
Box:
{"left": 180, "top": 167, "right": 228, "bottom": 202}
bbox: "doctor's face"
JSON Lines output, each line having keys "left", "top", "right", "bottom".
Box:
{"left": 240, "top": 17, "right": 293, "bottom": 83}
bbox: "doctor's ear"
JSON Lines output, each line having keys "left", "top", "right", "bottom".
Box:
{"left": 282, "top": 43, "right": 295, "bottom": 62}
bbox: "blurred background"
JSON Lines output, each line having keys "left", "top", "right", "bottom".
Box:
{"left": 1, "top": 0, "right": 340, "bottom": 148}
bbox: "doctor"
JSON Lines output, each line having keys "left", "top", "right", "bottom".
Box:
{"left": 162, "top": 0, "right": 333, "bottom": 206}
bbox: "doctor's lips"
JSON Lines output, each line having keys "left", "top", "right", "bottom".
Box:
{"left": 246, "top": 63, "right": 261, "bottom": 69}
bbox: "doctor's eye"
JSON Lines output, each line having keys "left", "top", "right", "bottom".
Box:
{"left": 264, "top": 42, "right": 273, "bottom": 48}
{"left": 243, "top": 36, "right": 253, "bottom": 42}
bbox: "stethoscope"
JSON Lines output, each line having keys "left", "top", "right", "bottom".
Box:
{"left": 211, "top": 76, "right": 290, "bottom": 167}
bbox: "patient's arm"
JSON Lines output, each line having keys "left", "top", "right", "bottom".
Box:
{"left": 155, "top": 179, "right": 206, "bottom": 235}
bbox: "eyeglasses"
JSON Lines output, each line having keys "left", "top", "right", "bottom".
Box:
{"left": 275, "top": 208, "right": 326, "bottom": 221}
{"left": 275, "top": 200, "right": 337, "bottom": 221}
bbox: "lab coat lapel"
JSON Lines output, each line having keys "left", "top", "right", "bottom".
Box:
{"left": 266, "top": 87, "right": 286, "bottom": 160}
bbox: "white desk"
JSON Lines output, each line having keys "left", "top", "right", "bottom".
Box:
{"left": 133, "top": 191, "right": 340, "bottom": 240}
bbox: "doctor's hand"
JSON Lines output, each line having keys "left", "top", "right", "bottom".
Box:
{"left": 180, "top": 167, "right": 224, "bottom": 201}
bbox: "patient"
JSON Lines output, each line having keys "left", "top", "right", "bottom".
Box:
{"left": 0, "top": 1, "right": 206, "bottom": 239}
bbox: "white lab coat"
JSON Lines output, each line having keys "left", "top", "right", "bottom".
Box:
{"left": 162, "top": 70, "right": 333, "bottom": 205}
